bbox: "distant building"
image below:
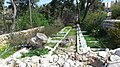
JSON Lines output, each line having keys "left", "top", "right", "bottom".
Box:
{"left": 103, "top": 2, "right": 111, "bottom": 8}
{"left": 112, "top": 0, "right": 119, "bottom": 3}
{"left": 102, "top": 0, "right": 119, "bottom": 8}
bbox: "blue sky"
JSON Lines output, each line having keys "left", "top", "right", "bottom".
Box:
{"left": 4, "top": 0, "right": 113, "bottom": 7}
{"left": 102, "top": 0, "right": 113, "bottom": 2}
{"left": 36, "top": 0, "right": 52, "bottom": 6}
{"left": 4, "top": 0, "right": 52, "bottom": 6}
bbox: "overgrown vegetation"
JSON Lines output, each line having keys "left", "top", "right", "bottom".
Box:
{"left": 84, "top": 36, "right": 96, "bottom": 41}
{"left": 68, "top": 28, "right": 76, "bottom": 36}
{"left": 46, "top": 43, "right": 56, "bottom": 48}
{"left": 21, "top": 48, "right": 49, "bottom": 58}
{"left": 81, "top": 10, "right": 107, "bottom": 35}
{"left": 0, "top": 44, "right": 17, "bottom": 59}
{"left": 87, "top": 42, "right": 101, "bottom": 48}
{"left": 111, "top": 2, "right": 120, "bottom": 19}
{"left": 16, "top": 10, "right": 51, "bottom": 31}
{"left": 107, "top": 22, "right": 120, "bottom": 47}
{"left": 97, "top": 2, "right": 120, "bottom": 49}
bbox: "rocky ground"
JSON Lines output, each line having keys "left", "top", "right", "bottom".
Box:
{"left": 1, "top": 44, "right": 120, "bottom": 67}
{"left": 1, "top": 28, "right": 120, "bottom": 67}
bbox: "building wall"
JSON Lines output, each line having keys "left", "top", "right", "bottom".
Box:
{"left": 102, "top": 0, "right": 119, "bottom": 8}
{"left": 102, "top": 2, "right": 112, "bottom": 8}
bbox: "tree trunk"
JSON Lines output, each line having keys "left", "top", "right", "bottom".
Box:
{"left": 10, "top": 0, "right": 17, "bottom": 32}
{"left": 81, "top": 0, "right": 95, "bottom": 22}
{"left": 60, "top": 3, "right": 65, "bottom": 18}
{"left": 76, "top": 0, "right": 80, "bottom": 24}
{"left": 29, "top": 0, "right": 33, "bottom": 27}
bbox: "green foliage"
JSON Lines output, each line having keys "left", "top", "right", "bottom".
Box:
{"left": 44, "top": 18, "right": 64, "bottom": 37}
{"left": 84, "top": 34, "right": 102, "bottom": 48}
{"left": 68, "top": 28, "right": 76, "bottom": 36}
{"left": 0, "top": 0, "right": 4, "bottom": 10}
{"left": 0, "top": 51, "right": 11, "bottom": 59}
{"left": 16, "top": 12, "right": 31, "bottom": 30}
{"left": 21, "top": 48, "right": 49, "bottom": 58}
{"left": 16, "top": 10, "right": 50, "bottom": 31}
{"left": 46, "top": 43, "right": 56, "bottom": 48}
{"left": 0, "top": 45, "right": 8, "bottom": 54}
{"left": 84, "top": 36, "right": 96, "bottom": 41}
{"left": 107, "top": 22, "right": 120, "bottom": 47}
{"left": 81, "top": 10, "right": 106, "bottom": 35}
{"left": 0, "top": 44, "right": 17, "bottom": 59}
{"left": 111, "top": 2, "right": 120, "bottom": 19}
{"left": 87, "top": 42, "right": 101, "bottom": 48}
{"left": 32, "top": 12, "right": 50, "bottom": 27}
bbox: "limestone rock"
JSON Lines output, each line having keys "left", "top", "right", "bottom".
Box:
{"left": 110, "top": 55, "right": 120, "bottom": 61}
{"left": 27, "top": 33, "right": 48, "bottom": 48}
{"left": 57, "top": 58, "right": 64, "bottom": 66}
{"left": 63, "top": 59, "right": 75, "bottom": 67}
{"left": 75, "top": 53, "right": 83, "bottom": 61}
{"left": 75, "top": 61, "right": 82, "bottom": 67}
{"left": 106, "top": 62, "right": 120, "bottom": 67}
{"left": 88, "top": 55, "right": 104, "bottom": 67}
{"left": 115, "top": 49, "right": 120, "bottom": 57}
{"left": 63, "top": 62, "right": 71, "bottom": 67}
{"left": 49, "top": 56, "right": 54, "bottom": 63}
{"left": 0, "top": 58, "right": 7, "bottom": 67}
{"left": 18, "top": 61, "right": 27, "bottom": 67}
{"left": 36, "top": 33, "right": 48, "bottom": 43}
{"left": 98, "top": 51, "right": 108, "bottom": 58}
{"left": 59, "top": 38, "right": 71, "bottom": 47}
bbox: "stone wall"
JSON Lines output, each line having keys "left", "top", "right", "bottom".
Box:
{"left": 0, "top": 26, "right": 44, "bottom": 46}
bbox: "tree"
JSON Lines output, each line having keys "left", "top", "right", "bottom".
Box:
{"left": 0, "top": 0, "right": 7, "bottom": 33}
{"left": 111, "top": 2, "right": 120, "bottom": 19}
{"left": 10, "top": 0, "right": 17, "bottom": 32}
{"left": 107, "top": 23, "right": 120, "bottom": 47}
{"left": 7, "top": 0, "right": 39, "bottom": 31}
{"left": 76, "top": 0, "right": 96, "bottom": 24}
{"left": 29, "top": 0, "right": 32, "bottom": 27}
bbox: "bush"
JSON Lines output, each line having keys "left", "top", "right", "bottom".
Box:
{"left": 16, "top": 12, "right": 31, "bottom": 31}
{"left": 107, "top": 22, "right": 120, "bottom": 47}
{"left": 81, "top": 10, "right": 106, "bottom": 35}
{"left": 32, "top": 12, "right": 50, "bottom": 27}
{"left": 44, "top": 18, "right": 64, "bottom": 37}
{"left": 21, "top": 48, "right": 49, "bottom": 58}
{"left": 111, "top": 2, "right": 120, "bottom": 19}
{"left": 16, "top": 10, "right": 51, "bottom": 31}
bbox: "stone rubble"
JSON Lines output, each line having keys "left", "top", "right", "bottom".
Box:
{"left": 1, "top": 31, "right": 120, "bottom": 67}
{"left": 1, "top": 47, "right": 120, "bottom": 67}
{"left": 0, "top": 52, "right": 85, "bottom": 67}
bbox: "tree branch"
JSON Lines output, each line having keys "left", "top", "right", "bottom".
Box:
{"left": 81, "top": 0, "right": 95, "bottom": 22}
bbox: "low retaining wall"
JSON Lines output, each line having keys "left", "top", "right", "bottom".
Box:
{"left": 0, "top": 26, "right": 44, "bottom": 46}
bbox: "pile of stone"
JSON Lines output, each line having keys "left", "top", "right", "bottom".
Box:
{"left": 85, "top": 48, "right": 120, "bottom": 67}
{"left": 0, "top": 52, "right": 84, "bottom": 67}
{"left": 2, "top": 48, "right": 120, "bottom": 67}
{"left": 1, "top": 39, "right": 120, "bottom": 67}
{"left": 106, "top": 48, "right": 120, "bottom": 67}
